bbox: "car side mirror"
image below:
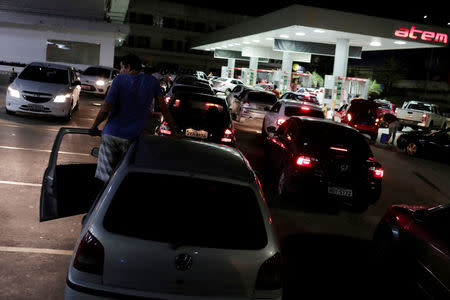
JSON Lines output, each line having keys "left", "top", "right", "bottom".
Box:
{"left": 91, "top": 147, "right": 99, "bottom": 158}
{"left": 264, "top": 106, "right": 271, "bottom": 111}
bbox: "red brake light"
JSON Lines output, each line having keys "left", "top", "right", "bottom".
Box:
{"left": 255, "top": 253, "right": 282, "bottom": 290}
{"left": 370, "top": 167, "right": 384, "bottom": 178}
{"left": 296, "top": 156, "right": 311, "bottom": 167}
{"left": 422, "top": 113, "right": 428, "bottom": 122}
{"left": 160, "top": 121, "right": 172, "bottom": 135}
{"left": 221, "top": 128, "right": 234, "bottom": 143}
{"left": 174, "top": 99, "right": 181, "bottom": 108}
{"left": 73, "top": 231, "right": 104, "bottom": 275}
{"left": 277, "top": 118, "right": 286, "bottom": 126}
{"left": 164, "top": 96, "right": 170, "bottom": 104}
{"left": 205, "top": 103, "right": 220, "bottom": 108}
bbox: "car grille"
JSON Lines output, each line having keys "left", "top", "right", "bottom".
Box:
{"left": 19, "top": 105, "right": 51, "bottom": 112}
{"left": 22, "top": 91, "right": 53, "bottom": 103}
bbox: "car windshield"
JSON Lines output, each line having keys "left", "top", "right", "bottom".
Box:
{"left": 408, "top": 103, "right": 431, "bottom": 112}
{"left": 378, "top": 103, "right": 391, "bottom": 109}
{"left": 285, "top": 106, "right": 324, "bottom": 118}
{"left": 169, "top": 96, "right": 229, "bottom": 126}
{"left": 83, "top": 67, "right": 111, "bottom": 78}
{"left": 18, "top": 65, "right": 68, "bottom": 84}
{"left": 247, "top": 92, "right": 277, "bottom": 104}
{"left": 103, "top": 172, "right": 268, "bottom": 250}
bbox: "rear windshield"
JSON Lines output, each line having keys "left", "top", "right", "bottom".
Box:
{"left": 103, "top": 173, "right": 268, "bottom": 250}
{"left": 19, "top": 66, "right": 68, "bottom": 84}
{"left": 247, "top": 92, "right": 277, "bottom": 104}
{"left": 378, "top": 103, "right": 391, "bottom": 110}
{"left": 299, "top": 122, "right": 373, "bottom": 160}
{"left": 408, "top": 103, "right": 431, "bottom": 112}
{"left": 83, "top": 67, "right": 111, "bottom": 78}
{"left": 347, "top": 101, "right": 378, "bottom": 116}
{"left": 172, "top": 86, "right": 214, "bottom": 95}
{"left": 285, "top": 106, "right": 324, "bottom": 118}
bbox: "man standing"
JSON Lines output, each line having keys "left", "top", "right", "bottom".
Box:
{"left": 383, "top": 113, "right": 400, "bottom": 145}
{"left": 272, "top": 84, "right": 280, "bottom": 98}
{"left": 90, "top": 54, "right": 177, "bottom": 182}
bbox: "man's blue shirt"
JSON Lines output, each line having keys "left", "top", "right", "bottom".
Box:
{"left": 103, "top": 73, "right": 162, "bottom": 140}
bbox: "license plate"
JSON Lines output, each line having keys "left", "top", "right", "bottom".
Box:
{"left": 29, "top": 104, "right": 45, "bottom": 111}
{"left": 81, "top": 85, "right": 91, "bottom": 90}
{"left": 328, "top": 186, "right": 353, "bottom": 197}
{"left": 185, "top": 128, "right": 208, "bottom": 139}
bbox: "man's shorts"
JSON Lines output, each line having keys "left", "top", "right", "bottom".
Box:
{"left": 389, "top": 120, "right": 400, "bottom": 135}
{"left": 95, "top": 134, "right": 131, "bottom": 182}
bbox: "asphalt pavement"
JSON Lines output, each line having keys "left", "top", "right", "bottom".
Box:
{"left": 0, "top": 87, "right": 448, "bottom": 299}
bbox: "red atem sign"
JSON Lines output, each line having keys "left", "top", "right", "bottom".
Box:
{"left": 394, "top": 26, "right": 448, "bottom": 44}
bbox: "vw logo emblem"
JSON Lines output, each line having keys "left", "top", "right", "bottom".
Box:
{"left": 175, "top": 253, "right": 193, "bottom": 271}
{"left": 340, "top": 164, "right": 349, "bottom": 172}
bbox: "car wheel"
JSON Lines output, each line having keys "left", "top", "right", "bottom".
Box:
{"left": 5, "top": 108, "right": 15, "bottom": 115}
{"left": 406, "top": 142, "right": 418, "bottom": 156}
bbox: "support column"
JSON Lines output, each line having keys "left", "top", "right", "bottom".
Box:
{"left": 248, "top": 57, "right": 258, "bottom": 85}
{"left": 332, "top": 38, "right": 349, "bottom": 78}
{"left": 281, "top": 52, "right": 293, "bottom": 93}
{"left": 227, "top": 58, "right": 235, "bottom": 78}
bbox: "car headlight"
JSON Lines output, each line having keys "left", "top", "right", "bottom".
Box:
{"left": 7, "top": 86, "right": 20, "bottom": 98}
{"left": 96, "top": 80, "right": 105, "bottom": 86}
{"left": 54, "top": 93, "right": 71, "bottom": 103}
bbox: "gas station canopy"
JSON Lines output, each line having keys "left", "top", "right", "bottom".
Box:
{"left": 192, "top": 5, "right": 449, "bottom": 56}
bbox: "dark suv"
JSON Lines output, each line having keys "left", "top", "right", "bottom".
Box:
{"left": 341, "top": 98, "right": 380, "bottom": 141}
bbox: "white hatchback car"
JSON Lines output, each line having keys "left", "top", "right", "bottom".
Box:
{"left": 212, "top": 78, "right": 244, "bottom": 95}
{"left": 40, "top": 128, "right": 282, "bottom": 300}
{"left": 262, "top": 100, "right": 325, "bottom": 137}
{"left": 80, "top": 66, "right": 119, "bottom": 96}
{"left": 6, "top": 62, "right": 81, "bottom": 120}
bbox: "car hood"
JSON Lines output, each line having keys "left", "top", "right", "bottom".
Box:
{"left": 80, "top": 75, "right": 108, "bottom": 82}
{"left": 13, "top": 78, "right": 68, "bottom": 96}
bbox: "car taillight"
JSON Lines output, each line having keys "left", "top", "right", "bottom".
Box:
{"left": 422, "top": 113, "right": 428, "bottom": 122}
{"left": 370, "top": 166, "right": 384, "bottom": 178}
{"left": 221, "top": 128, "right": 234, "bottom": 143}
{"left": 255, "top": 253, "right": 282, "bottom": 290}
{"left": 346, "top": 113, "right": 352, "bottom": 122}
{"left": 296, "top": 156, "right": 311, "bottom": 167}
{"left": 160, "top": 121, "right": 172, "bottom": 135}
{"left": 375, "top": 118, "right": 379, "bottom": 126}
{"left": 164, "top": 96, "right": 171, "bottom": 104}
{"left": 276, "top": 118, "right": 286, "bottom": 126}
{"left": 173, "top": 99, "right": 181, "bottom": 108}
{"left": 73, "top": 231, "right": 104, "bottom": 275}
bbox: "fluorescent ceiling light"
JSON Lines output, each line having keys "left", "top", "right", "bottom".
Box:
{"left": 265, "top": 37, "right": 274, "bottom": 40}
{"left": 313, "top": 29, "right": 326, "bottom": 33}
{"left": 370, "top": 41, "right": 382, "bottom": 46}
{"left": 252, "top": 40, "right": 260, "bottom": 43}
{"left": 280, "top": 34, "right": 289, "bottom": 38}
{"left": 394, "top": 41, "right": 406, "bottom": 45}
{"left": 295, "top": 32, "right": 306, "bottom": 36}
{"left": 243, "top": 41, "right": 250, "bottom": 44}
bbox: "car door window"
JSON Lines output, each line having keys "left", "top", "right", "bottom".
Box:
{"left": 271, "top": 102, "right": 282, "bottom": 113}
{"left": 231, "top": 80, "right": 238, "bottom": 85}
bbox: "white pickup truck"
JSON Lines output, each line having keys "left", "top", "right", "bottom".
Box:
{"left": 396, "top": 101, "right": 447, "bottom": 130}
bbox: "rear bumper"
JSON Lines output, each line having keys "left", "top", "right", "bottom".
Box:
{"left": 285, "top": 172, "right": 381, "bottom": 205}
{"left": 66, "top": 279, "right": 280, "bottom": 300}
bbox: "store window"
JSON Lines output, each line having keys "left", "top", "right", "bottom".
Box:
{"left": 46, "top": 40, "right": 100, "bottom": 65}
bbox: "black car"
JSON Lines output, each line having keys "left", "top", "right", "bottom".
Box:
{"left": 158, "top": 92, "right": 236, "bottom": 147}
{"left": 264, "top": 117, "right": 383, "bottom": 212}
{"left": 397, "top": 128, "right": 450, "bottom": 160}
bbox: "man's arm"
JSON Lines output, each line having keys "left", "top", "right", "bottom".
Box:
{"left": 156, "top": 95, "right": 178, "bottom": 135}
{"left": 91, "top": 101, "right": 113, "bottom": 130}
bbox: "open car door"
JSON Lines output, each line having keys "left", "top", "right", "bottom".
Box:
{"left": 40, "top": 127, "right": 103, "bottom": 222}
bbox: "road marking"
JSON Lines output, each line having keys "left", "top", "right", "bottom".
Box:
{"left": 0, "top": 246, "right": 73, "bottom": 256}
{"left": 0, "top": 145, "right": 91, "bottom": 156}
{"left": 0, "top": 122, "right": 60, "bottom": 132}
{"left": 0, "top": 180, "right": 41, "bottom": 187}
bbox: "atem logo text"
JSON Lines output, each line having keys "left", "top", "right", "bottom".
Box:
{"left": 394, "top": 26, "right": 448, "bottom": 44}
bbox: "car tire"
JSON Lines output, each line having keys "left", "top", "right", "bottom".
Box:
{"left": 405, "top": 142, "right": 418, "bottom": 156}
{"left": 5, "top": 108, "right": 15, "bottom": 115}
